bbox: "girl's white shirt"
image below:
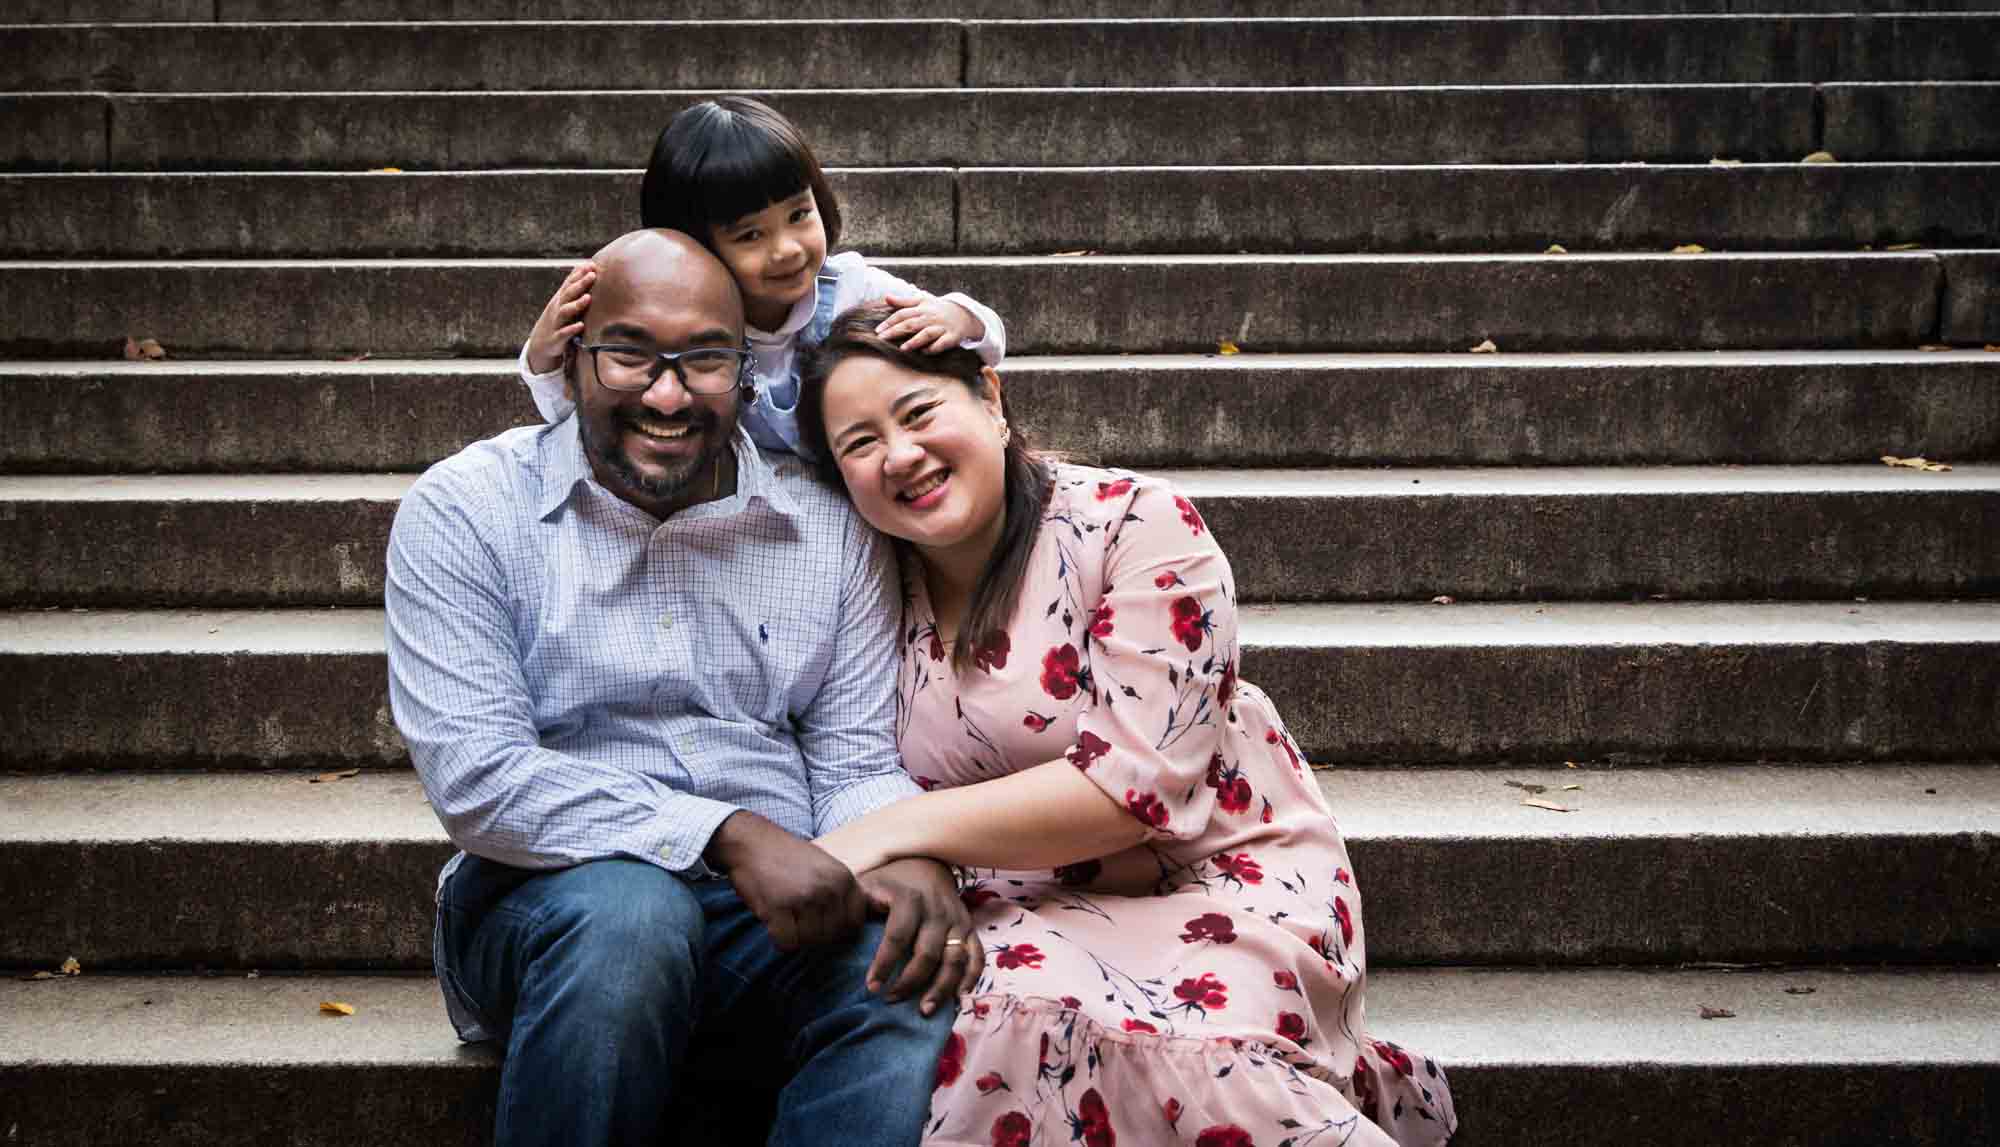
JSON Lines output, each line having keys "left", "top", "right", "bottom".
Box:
{"left": 517, "top": 250, "right": 1006, "bottom": 425}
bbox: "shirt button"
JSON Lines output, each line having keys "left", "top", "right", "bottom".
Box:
{"left": 659, "top": 614, "right": 673, "bottom": 631}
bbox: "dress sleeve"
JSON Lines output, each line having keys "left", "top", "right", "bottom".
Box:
{"left": 1065, "top": 476, "right": 1239, "bottom": 842}
{"left": 517, "top": 340, "right": 575, "bottom": 424}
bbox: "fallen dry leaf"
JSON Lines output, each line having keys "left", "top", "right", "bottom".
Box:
{"left": 1561, "top": 783, "right": 1583, "bottom": 791}
{"left": 1784, "top": 986, "right": 1817, "bottom": 996}
{"left": 1881, "top": 455, "right": 1952, "bottom": 473}
{"left": 1672, "top": 243, "right": 1707, "bottom": 254}
{"left": 310, "top": 768, "right": 361, "bottom": 784}
{"left": 339, "top": 352, "right": 371, "bottom": 364}
{"left": 1884, "top": 242, "right": 1921, "bottom": 252}
{"left": 1801, "top": 151, "right": 1837, "bottom": 164}
{"left": 1049, "top": 249, "right": 1092, "bottom": 257}
{"left": 1699, "top": 1005, "right": 1737, "bottom": 1019}
{"left": 1520, "top": 797, "right": 1574, "bottom": 813}
{"left": 59, "top": 957, "right": 81, "bottom": 976}
{"left": 1986, "top": 345, "right": 2000, "bottom": 352}
{"left": 319, "top": 1001, "right": 356, "bottom": 1016}
{"left": 1217, "top": 339, "right": 1240, "bottom": 356}
{"left": 1709, "top": 157, "right": 1742, "bottom": 168}
{"left": 369, "top": 167, "right": 403, "bottom": 174}
{"left": 1468, "top": 339, "right": 1497, "bottom": 354}
{"left": 1504, "top": 780, "right": 1548, "bottom": 795}
{"left": 1918, "top": 344, "right": 1953, "bottom": 352}
{"left": 1431, "top": 594, "right": 1456, "bottom": 605}
{"left": 123, "top": 336, "right": 166, "bottom": 361}
{"left": 22, "top": 971, "right": 57, "bottom": 981}
{"left": 1543, "top": 243, "right": 1568, "bottom": 255}
{"left": 1564, "top": 760, "right": 1579, "bottom": 769}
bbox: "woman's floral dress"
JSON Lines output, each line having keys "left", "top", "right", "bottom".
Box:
{"left": 902, "top": 464, "right": 1456, "bottom": 1147}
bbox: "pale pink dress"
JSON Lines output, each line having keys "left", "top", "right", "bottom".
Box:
{"left": 901, "top": 463, "right": 1456, "bottom": 1147}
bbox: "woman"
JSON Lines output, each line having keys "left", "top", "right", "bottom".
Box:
{"left": 800, "top": 305, "right": 1456, "bottom": 1147}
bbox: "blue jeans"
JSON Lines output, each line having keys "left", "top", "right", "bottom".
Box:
{"left": 439, "top": 856, "right": 955, "bottom": 1147}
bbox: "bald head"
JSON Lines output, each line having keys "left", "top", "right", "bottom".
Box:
{"left": 587, "top": 228, "right": 744, "bottom": 337}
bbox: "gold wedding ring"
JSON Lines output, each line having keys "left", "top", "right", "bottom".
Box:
{"left": 943, "top": 937, "right": 967, "bottom": 947}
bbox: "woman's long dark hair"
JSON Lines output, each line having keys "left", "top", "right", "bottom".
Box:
{"left": 639, "top": 95, "right": 843, "bottom": 252}
{"left": 800, "top": 305, "right": 1053, "bottom": 675}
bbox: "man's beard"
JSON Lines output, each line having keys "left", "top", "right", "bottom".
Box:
{"left": 580, "top": 407, "right": 726, "bottom": 503}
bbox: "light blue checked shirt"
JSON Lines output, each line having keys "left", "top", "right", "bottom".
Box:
{"left": 386, "top": 416, "right": 921, "bottom": 1032}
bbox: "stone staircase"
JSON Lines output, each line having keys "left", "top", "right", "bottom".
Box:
{"left": 3, "top": 3, "right": 1998, "bottom": 1145}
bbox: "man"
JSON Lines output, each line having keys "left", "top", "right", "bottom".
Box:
{"left": 386, "top": 229, "right": 978, "bottom": 1146}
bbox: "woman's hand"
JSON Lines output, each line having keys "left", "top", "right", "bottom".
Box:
{"left": 524, "top": 261, "right": 596, "bottom": 375}
{"left": 876, "top": 292, "right": 984, "bottom": 354}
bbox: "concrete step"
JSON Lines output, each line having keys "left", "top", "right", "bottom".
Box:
{"left": 9, "top": 352, "right": 1997, "bottom": 473}
{"left": 7, "top": 163, "right": 1998, "bottom": 258}
{"left": 4, "top": 764, "right": 1994, "bottom": 968}
{"left": 0, "top": 85, "right": 1851, "bottom": 173}
{"left": 2, "top": 967, "right": 1994, "bottom": 1146}
{"left": 2, "top": 602, "right": 1994, "bottom": 769}
{"left": 9, "top": 16, "right": 1998, "bottom": 92}
{"left": 0, "top": 168, "right": 954, "bottom": 258}
{"left": 5, "top": 466, "right": 1996, "bottom": 607}
{"left": 3, "top": 252, "right": 1976, "bottom": 357}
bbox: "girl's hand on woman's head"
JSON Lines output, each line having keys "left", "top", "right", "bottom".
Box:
{"left": 876, "top": 292, "right": 985, "bottom": 354}
{"left": 525, "top": 261, "right": 598, "bottom": 374}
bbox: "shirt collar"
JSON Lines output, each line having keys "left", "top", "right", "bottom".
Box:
{"left": 747, "top": 277, "right": 819, "bottom": 345}
{"left": 538, "top": 413, "right": 802, "bottom": 522}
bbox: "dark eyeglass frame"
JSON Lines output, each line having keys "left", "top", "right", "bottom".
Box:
{"left": 569, "top": 336, "right": 752, "bottom": 395}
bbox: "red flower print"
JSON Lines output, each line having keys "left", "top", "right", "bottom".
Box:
{"left": 1260, "top": 797, "right": 1274, "bottom": 824}
{"left": 935, "top": 1031, "right": 966, "bottom": 1089}
{"left": 1169, "top": 595, "right": 1210, "bottom": 651}
{"left": 993, "top": 943, "right": 1045, "bottom": 970}
{"left": 927, "top": 631, "right": 945, "bottom": 662}
{"left": 1088, "top": 605, "right": 1115, "bottom": 638}
{"left": 1173, "top": 973, "right": 1228, "bottom": 1011}
{"left": 1125, "top": 789, "right": 1170, "bottom": 828}
{"left": 1335, "top": 896, "right": 1354, "bottom": 946}
{"left": 1175, "top": 495, "right": 1206, "bottom": 535}
{"left": 1054, "top": 858, "right": 1101, "bottom": 886}
{"left": 1179, "top": 912, "right": 1238, "bottom": 944}
{"left": 1095, "top": 478, "right": 1134, "bottom": 501}
{"left": 1276, "top": 1011, "right": 1307, "bottom": 1043}
{"left": 1273, "top": 969, "right": 1300, "bottom": 993}
{"left": 1163, "top": 1097, "right": 1183, "bottom": 1129}
{"left": 991, "top": 1111, "right": 1031, "bottom": 1147}
{"left": 1040, "top": 644, "right": 1083, "bottom": 700}
{"left": 1265, "top": 728, "right": 1302, "bottom": 772}
{"left": 1075, "top": 1088, "right": 1116, "bottom": 1147}
{"left": 1216, "top": 775, "right": 1252, "bottom": 814}
{"left": 1373, "top": 1039, "right": 1415, "bottom": 1077}
{"left": 1060, "top": 995, "right": 1082, "bottom": 1009}
{"left": 962, "top": 886, "right": 1000, "bottom": 910}
{"left": 1353, "top": 1054, "right": 1380, "bottom": 1120}
{"left": 1212, "top": 851, "right": 1263, "bottom": 885}
{"left": 972, "top": 1000, "right": 991, "bottom": 1018}
{"left": 1022, "top": 710, "right": 1053, "bottom": 733}
{"left": 1195, "top": 1125, "right": 1254, "bottom": 1147}
{"left": 973, "top": 630, "right": 1010, "bottom": 673}
{"left": 1334, "top": 866, "right": 1352, "bottom": 886}
{"left": 975, "top": 1072, "right": 1008, "bottom": 1095}
{"left": 1154, "top": 570, "right": 1184, "bottom": 590}
{"left": 1121, "top": 1018, "right": 1158, "bottom": 1034}
{"left": 914, "top": 775, "right": 940, "bottom": 791}
{"left": 1067, "top": 730, "right": 1112, "bottom": 770}
{"left": 1217, "top": 661, "right": 1237, "bottom": 708}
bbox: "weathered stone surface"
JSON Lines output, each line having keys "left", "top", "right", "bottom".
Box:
{"left": 5, "top": 468, "right": 1996, "bottom": 606}
{"left": 966, "top": 14, "right": 2000, "bottom": 87}
{"left": 0, "top": 20, "right": 960, "bottom": 92}
{"left": 1942, "top": 251, "right": 2000, "bottom": 345}
{"left": 97, "top": 86, "right": 1816, "bottom": 171}
{"left": 1823, "top": 82, "right": 2000, "bottom": 161}
{"left": 0, "top": 254, "right": 1944, "bottom": 357}
{"left": 0, "top": 95, "right": 105, "bottom": 173}
{"left": 196, "top": 0, "right": 2000, "bottom": 15}
{"left": 957, "top": 164, "right": 2000, "bottom": 254}
{"left": 3, "top": 604, "right": 1994, "bottom": 768}
{"left": 8, "top": 352, "right": 1995, "bottom": 474}
{"left": 4, "top": 766, "right": 1994, "bottom": 968}
{"left": 0, "top": 169, "right": 952, "bottom": 258}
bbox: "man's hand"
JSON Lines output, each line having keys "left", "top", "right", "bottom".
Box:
{"left": 706, "top": 812, "right": 868, "bottom": 951}
{"left": 525, "top": 261, "right": 596, "bottom": 375}
{"left": 874, "top": 292, "right": 984, "bottom": 354}
{"left": 857, "top": 858, "right": 985, "bottom": 1016}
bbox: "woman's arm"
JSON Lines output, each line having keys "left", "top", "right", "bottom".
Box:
{"left": 817, "top": 756, "right": 1151, "bottom": 875}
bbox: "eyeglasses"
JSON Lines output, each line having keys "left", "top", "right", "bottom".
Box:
{"left": 571, "top": 337, "right": 750, "bottom": 395}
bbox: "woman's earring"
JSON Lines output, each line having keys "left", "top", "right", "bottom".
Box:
{"left": 997, "top": 418, "right": 1011, "bottom": 446}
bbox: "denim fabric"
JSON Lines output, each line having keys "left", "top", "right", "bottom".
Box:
{"left": 440, "top": 855, "right": 954, "bottom": 1147}
{"left": 740, "top": 267, "right": 842, "bottom": 458}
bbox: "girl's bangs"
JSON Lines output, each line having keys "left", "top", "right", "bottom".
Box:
{"left": 690, "top": 124, "right": 815, "bottom": 231}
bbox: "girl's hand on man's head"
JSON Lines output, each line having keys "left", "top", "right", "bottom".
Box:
{"left": 525, "top": 261, "right": 598, "bottom": 375}
{"left": 876, "top": 292, "right": 985, "bottom": 354}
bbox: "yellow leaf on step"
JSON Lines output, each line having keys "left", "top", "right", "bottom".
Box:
{"left": 319, "top": 1002, "right": 356, "bottom": 1016}
{"left": 1801, "top": 151, "right": 1836, "bottom": 164}
{"left": 1672, "top": 244, "right": 1707, "bottom": 254}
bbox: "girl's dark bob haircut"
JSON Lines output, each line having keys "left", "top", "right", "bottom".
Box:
{"left": 639, "top": 96, "right": 843, "bottom": 253}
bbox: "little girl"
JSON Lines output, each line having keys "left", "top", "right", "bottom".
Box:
{"left": 519, "top": 95, "right": 1004, "bottom": 457}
